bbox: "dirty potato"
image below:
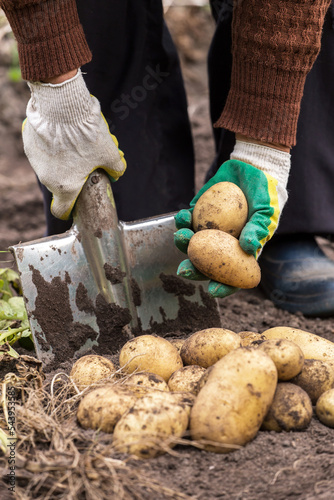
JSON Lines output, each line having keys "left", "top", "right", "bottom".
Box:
{"left": 70, "top": 355, "right": 116, "bottom": 390}
{"left": 262, "top": 327, "right": 334, "bottom": 370}
{"left": 180, "top": 328, "right": 241, "bottom": 368}
{"left": 113, "top": 391, "right": 191, "bottom": 458}
{"left": 192, "top": 182, "right": 248, "bottom": 237}
{"left": 168, "top": 365, "right": 207, "bottom": 395}
{"left": 261, "top": 383, "right": 313, "bottom": 432}
{"left": 168, "top": 338, "right": 186, "bottom": 354}
{"left": 292, "top": 359, "right": 334, "bottom": 404}
{"left": 238, "top": 331, "right": 267, "bottom": 347}
{"left": 190, "top": 348, "right": 277, "bottom": 453}
{"left": 124, "top": 372, "right": 169, "bottom": 392}
{"left": 257, "top": 339, "right": 304, "bottom": 381}
{"left": 77, "top": 384, "right": 136, "bottom": 433}
{"left": 315, "top": 388, "right": 334, "bottom": 428}
{"left": 187, "top": 229, "right": 261, "bottom": 288}
{"left": 119, "top": 335, "right": 183, "bottom": 382}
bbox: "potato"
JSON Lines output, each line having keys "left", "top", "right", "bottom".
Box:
{"left": 187, "top": 230, "right": 261, "bottom": 288}
{"left": 190, "top": 348, "right": 277, "bottom": 453}
{"left": 195, "top": 366, "right": 213, "bottom": 393}
{"left": 77, "top": 384, "right": 136, "bottom": 433}
{"left": 124, "top": 372, "right": 169, "bottom": 392}
{"left": 238, "top": 331, "right": 267, "bottom": 347}
{"left": 292, "top": 359, "right": 334, "bottom": 404}
{"left": 113, "top": 392, "right": 191, "bottom": 458}
{"left": 315, "top": 388, "right": 334, "bottom": 428}
{"left": 70, "top": 355, "right": 116, "bottom": 390}
{"left": 262, "top": 327, "right": 334, "bottom": 370}
{"left": 119, "top": 335, "right": 183, "bottom": 382}
{"left": 261, "top": 383, "right": 313, "bottom": 432}
{"left": 180, "top": 328, "right": 241, "bottom": 368}
{"left": 192, "top": 182, "right": 248, "bottom": 238}
{"left": 168, "top": 338, "right": 185, "bottom": 354}
{"left": 257, "top": 339, "right": 304, "bottom": 381}
{"left": 168, "top": 365, "right": 207, "bottom": 395}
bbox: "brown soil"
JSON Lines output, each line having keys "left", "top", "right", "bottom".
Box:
{"left": 1, "top": 6, "right": 334, "bottom": 500}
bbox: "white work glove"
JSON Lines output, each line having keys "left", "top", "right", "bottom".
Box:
{"left": 22, "top": 69, "right": 126, "bottom": 220}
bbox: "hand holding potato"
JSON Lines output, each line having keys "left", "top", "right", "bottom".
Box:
{"left": 174, "top": 148, "right": 289, "bottom": 297}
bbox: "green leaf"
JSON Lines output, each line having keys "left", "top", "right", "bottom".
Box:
{"left": 0, "top": 267, "right": 33, "bottom": 356}
{"left": 8, "top": 296, "right": 27, "bottom": 320}
{"left": 0, "top": 299, "right": 15, "bottom": 319}
{"left": 7, "top": 344, "right": 19, "bottom": 358}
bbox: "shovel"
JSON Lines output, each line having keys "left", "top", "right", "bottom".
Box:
{"left": 10, "top": 170, "right": 221, "bottom": 369}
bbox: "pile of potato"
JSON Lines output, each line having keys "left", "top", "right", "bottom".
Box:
{"left": 72, "top": 326, "right": 334, "bottom": 459}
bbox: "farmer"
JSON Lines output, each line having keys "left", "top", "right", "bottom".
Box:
{"left": 1, "top": 0, "right": 333, "bottom": 316}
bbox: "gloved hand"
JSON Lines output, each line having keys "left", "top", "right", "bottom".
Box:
{"left": 174, "top": 140, "right": 291, "bottom": 298}
{"left": 22, "top": 69, "right": 126, "bottom": 220}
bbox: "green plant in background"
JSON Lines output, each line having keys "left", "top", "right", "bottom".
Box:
{"left": 7, "top": 38, "right": 21, "bottom": 83}
{"left": 8, "top": 46, "right": 22, "bottom": 83}
{"left": 0, "top": 268, "right": 33, "bottom": 358}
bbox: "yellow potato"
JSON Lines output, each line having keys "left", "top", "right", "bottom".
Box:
{"left": 261, "top": 383, "right": 313, "bottom": 432}
{"left": 180, "top": 328, "right": 241, "bottom": 368}
{"left": 168, "top": 338, "right": 186, "bottom": 354}
{"left": 119, "top": 335, "right": 183, "bottom": 382}
{"left": 187, "top": 229, "right": 261, "bottom": 288}
{"left": 291, "top": 359, "right": 334, "bottom": 404}
{"left": 192, "top": 182, "right": 248, "bottom": 237}
{"left": 124, "top": 372, "right": 169, "bottom": 392}
{"left": 77, "top": 384, "right": 136, "bottom": 433}
{"left": 238, "top": 331, "right": 267, "bottom": 347}
{"left": 190, "top": 348, "right": 277, "bottom": 453}
{"left": 257, "top": 339, "right": 304, "bottom": 381}
{"left": 168, "top": 365, "right": 207, "bottom": 395}
{"left": 262, "top": 327, "right": 334, "bottom": 370}
{"left": 315, "top": 388, "right": 334, "bottom": 428}
{"left": 70, "top": 355, "right": 116, "bottom": 390}
{"left": 195, "top": 366, "right": 213, "bottom": 393}
{"left": 113, "top": 392, "right": 191, "bottom": 458}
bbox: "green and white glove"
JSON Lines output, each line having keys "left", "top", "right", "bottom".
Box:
{"left": 174, "top": 140, "right": 291, "bottom": 298}
{"left": 22, "top": 69, "right": 126, "bottom": 220}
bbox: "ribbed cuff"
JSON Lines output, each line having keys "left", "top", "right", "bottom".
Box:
{"left": 215, "top": 60, "right": 307, "bottom": 148}
{"left": 231, "top": 140, "right": 291, "bottom": 188}
{"left": 3, "top": 0, "right": 92, "bottom": 81}
{"left": 27, "top": 70, "right": 93, "bottom": 125}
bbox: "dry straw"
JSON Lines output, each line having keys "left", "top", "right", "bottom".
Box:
{"left": 0, "top": 363, "right": 193, "bottom": 500}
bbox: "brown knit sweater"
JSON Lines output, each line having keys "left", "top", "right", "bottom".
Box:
{"left": 0, "top": 0, "right": 92, "bottom": 81}
{"left": 0, "top": 0, "right": 331, "bottom": 147}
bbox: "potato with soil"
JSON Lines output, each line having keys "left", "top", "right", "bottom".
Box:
{"left": 187, "top": 229, "right": 261, "bottom": 288}
{"left": 315, "top": 389, "right": 334, "bottom": 428}
{"left": 113, "top": 391, "right": 191, "bottom": 458}
{"left": 168, "top": 338, "right": 185, "bottom": 354}
{"left": 77, "top": 384, "right": 137, "bottom": 433}
{"left": 291, "top": 359, "right": 334, "bottom": 404}
{"left": 70, "top": 355, "right": 116, "bottom": 390}
{"left": 262, "top": 327, "right": 334, "bottom": 370}
{"left": 190, "top": 348, "right": 278, "bottom": 453}
{"left": 168, "top": 365, "right": 207, "bottom": 395}
{"left": 119, "top": 335, "right": 183, "bottom": 382}
{"left": 257, "top": 339, "right": 304, "bottom": 381}
{"left": 238, "top": 331, "right": 267, "bottom": 347}
{"left": 124, "top": 372, "right": 169, "bottom": 392}
{"left": 192, "top": 182, "right": 248, "bottom": 237}
{"left": 261, "top": 383, "right": 313, "bottom": 432}
{"left": 180, "top": 328, "right": 241, "bottom": 368}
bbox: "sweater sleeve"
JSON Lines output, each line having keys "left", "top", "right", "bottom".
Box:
{"left": 0, "top": 0, "right": 92, "bottom": 81}
{"left": 215, "top": 0, "right": 331, "bottom": 148}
